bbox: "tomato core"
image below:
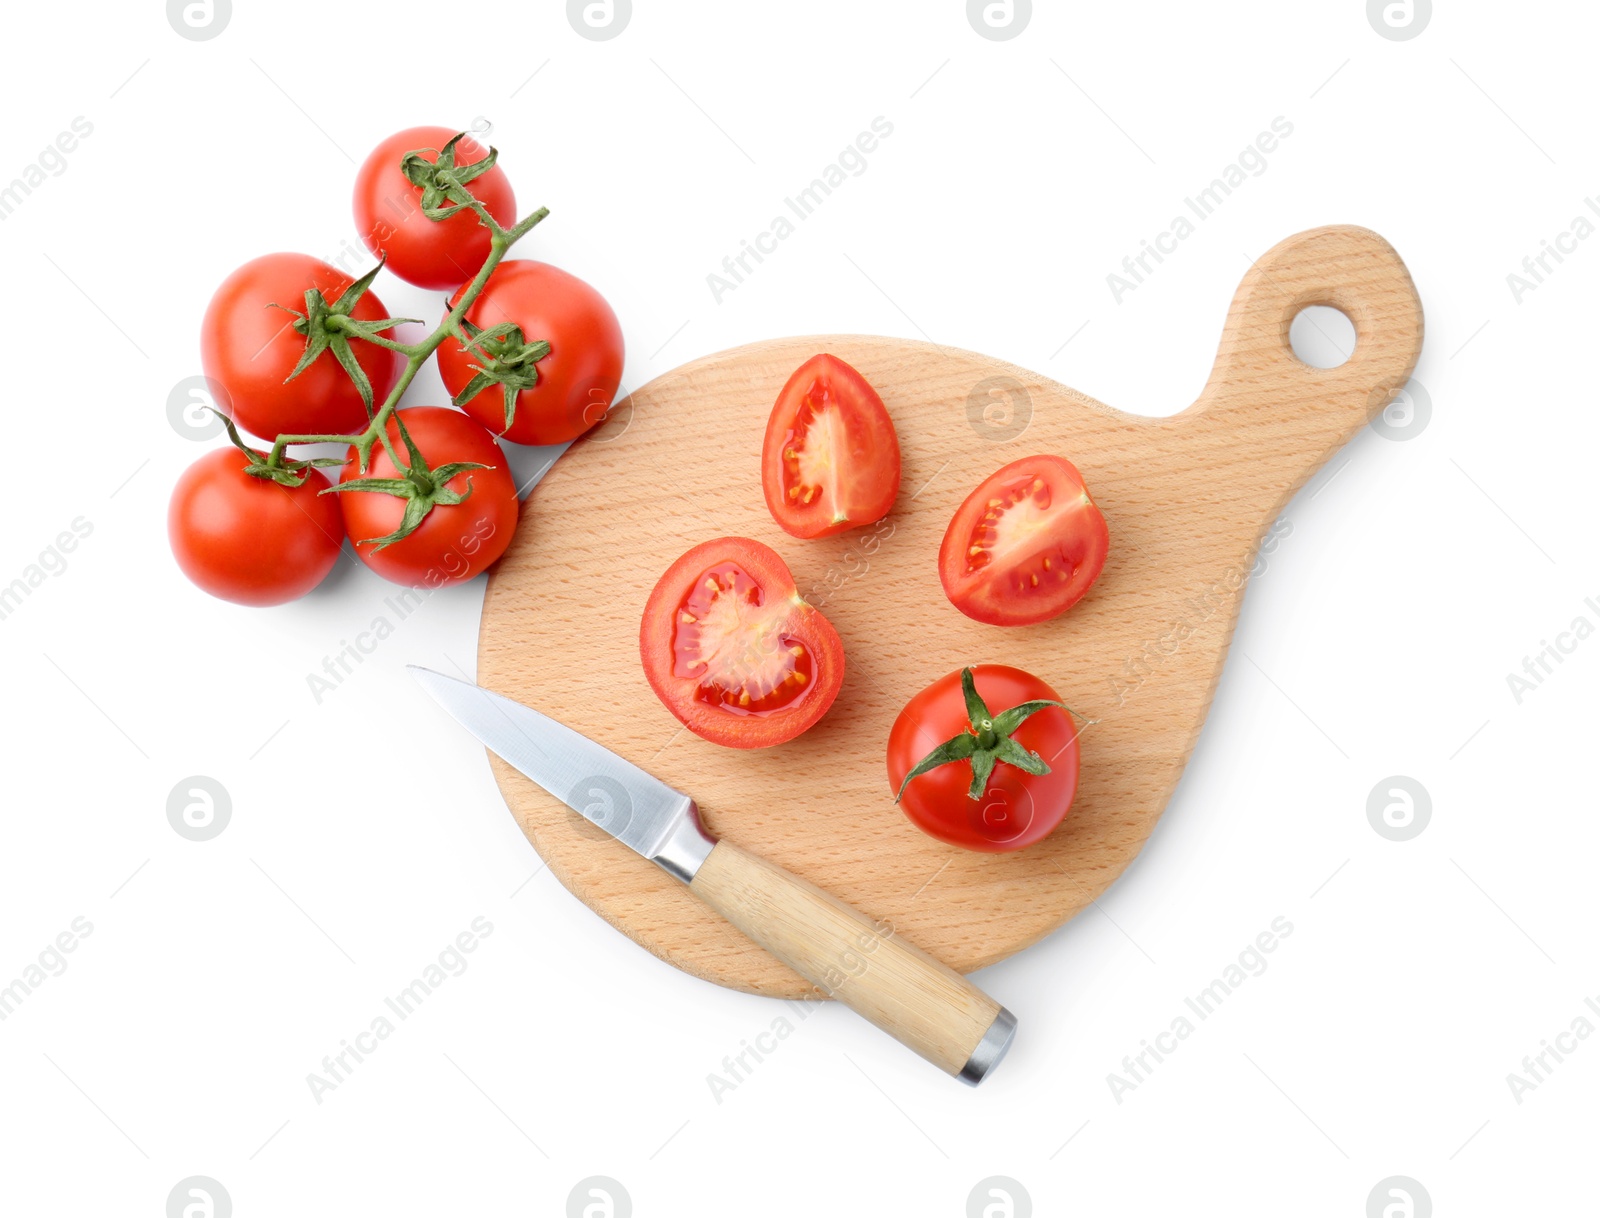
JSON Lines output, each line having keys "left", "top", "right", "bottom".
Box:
{"left": 781, "top": 384, "right": 853, "bottom": 523}
{"left": 761, "top": 354, "right": 900, "bottom": 540}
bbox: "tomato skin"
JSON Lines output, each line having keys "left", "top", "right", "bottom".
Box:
{"left": 201, "top": 252, "right": 403, "bottom": 440}
{"left": 337, "top": 407, "right": 519, "bottom": 587}
{"left": 762, "top": 354, "right": 901, "bottom": 540}
{"left": 938, "top": 455, "right": 1109, "bottom": 627}
{"left": 353, "top": 126, "right": 517, "bottom": 290}
{"left": 437, "top": 261, "right": 624, "bottom": 446}
{"left": 887, "top": 666, "right": 1080, "bottom": 852}
{"left": 640, "top": 537, "right": 845, "bottom": 749}
{"left": 168, "top": 449, "right": 344, "bottom": 607}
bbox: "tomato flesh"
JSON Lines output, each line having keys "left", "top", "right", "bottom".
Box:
{"left": 673, "top": 561, "right": 815, "bottom": 715}
{"left": 762, "top": 354, "right": 900, "bottom": 539}
{"left": 886, "top": 665, "right": 1080, "bottom": 852}
{"left": 641, "top": 538, "right": 844, "bottom": 748}
{"left": 938, "top": 455, "right": 1108, "bottom": 626}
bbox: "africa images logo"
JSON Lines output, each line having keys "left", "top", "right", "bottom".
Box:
{"left": 967, "top": 0, "right": 1031, "bottom": 41}
{"left": 967, "top": 1176, "right": 1031, "bottom": 1218}
{"left": 1366, "top": 1176, "right": 1430, "bottom": 1218}
{"left": 167, "top": 1176, "right": 231, "bottom": 1218}
{"left": 567, "top": 1176, "right": 631, "bottom": 1218}
{"left": 1366, "top": 0, "right": 1430, "bottom": 40}
{"left": 166, "top": 0, "right": 231, "bottom": 40}
{"left": 567, "top": 0, "right": 630, "bottom": 40}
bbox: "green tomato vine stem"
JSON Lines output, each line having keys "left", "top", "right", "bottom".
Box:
{"left": 262, "top": 165, "right": 549, "bottom": 474}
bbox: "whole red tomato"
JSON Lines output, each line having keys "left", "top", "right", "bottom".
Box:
{"left": 639, "top": 537, "right": 845, "bottom": 749}
{"left": 337, "top": 407, "right": 519, "bottom": 587}
{"left": 353, "top": 126, "right": 517, "bottom": 290}
{"left": 169, "top": 448, "right": 345, "bottom": 606}
{"left": 201, "top": 253, "right": 403, "bottom": 440}
{"left": 887, "top": 665, "right": 1080, "bottom": 852}
{"left": 436, "top": 260, "right": 624, "bottom": 446}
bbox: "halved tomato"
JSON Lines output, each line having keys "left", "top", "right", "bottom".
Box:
{"left": 938, "top": 455, "right": 1109, "bottom": 627}
{"left": 640, "top": 537, "right": 845, "bottom": 748}
{"left": 761, "top": 354, "right": 900, "bottom": 539}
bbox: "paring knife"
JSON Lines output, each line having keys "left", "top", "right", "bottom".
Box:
{"left": 409, "top": 666, "right": 1016, "bottom": 1084}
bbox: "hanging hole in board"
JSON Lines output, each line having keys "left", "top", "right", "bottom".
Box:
{"left": 1289, "top": 305, "right": 1356, "bottom": 369}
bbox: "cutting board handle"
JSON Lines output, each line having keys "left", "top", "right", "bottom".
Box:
{"left": 1187, "top": 225, "right": 1424, "bottom": 500}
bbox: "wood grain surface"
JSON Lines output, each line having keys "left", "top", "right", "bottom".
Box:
{"left": 478, "top": 225, "right": 1424, "bottom": 999}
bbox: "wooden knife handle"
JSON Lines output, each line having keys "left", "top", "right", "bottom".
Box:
{"left": 689, "top": 839, "right": 1015, "bottom": 1083}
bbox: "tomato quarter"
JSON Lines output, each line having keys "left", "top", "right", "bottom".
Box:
{"left": 337, "top": 407, "right": 519, "bottom": 588}
{"left": 437, "top": 260, "right": 624, "bottom": 447}
{"left": 169, "top": 448, "right": 345, "bottom": 607}
{"left": 761, "top": 354, "right": 901, "bottom": 539}
{"left": 201, "top": 252, "right": 403, "bottom": 440}
{"left": 887, "top": 665, "right": 1081, "bottom": 852}
{"left": 938, "top": 455, "right": 1109, "bottom": 627}
{"left": 353, "top": 126, "right": 517, "bottom": 290}
{"left": 640, "top": 537, "right": 845, "bottom": 748}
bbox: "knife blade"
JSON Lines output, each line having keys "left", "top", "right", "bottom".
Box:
{"left": 409, "top": 666, "right": 1016, "bottom": 1084}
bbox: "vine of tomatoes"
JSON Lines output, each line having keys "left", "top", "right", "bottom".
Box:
{"left": 170, "top": 128, "right": 624, "bottom": 606}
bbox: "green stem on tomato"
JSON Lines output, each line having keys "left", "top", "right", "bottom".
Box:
{"left": 894, "top": 667, "right": 1084, "bottom": 804}
{"left": 322, "top": 320, "right": 417, "bottom": 357}
{"left": 263, "top": 187, "right": 548, "bottom": 473}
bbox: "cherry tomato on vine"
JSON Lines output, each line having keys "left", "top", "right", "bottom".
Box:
{"left": 640, "top": 537, "right": 845, "bottom": 749}
{"left": 761, "top": 354, "right": 901, "bottom": 540}
{"left": 353, "top": 126, "right": 517, "bottom": 291}
{"left": 938, "top": 455, "right": 1109, "bottom": 627}
{"left": 168, "top": 449, "right": 345, "bottom": 607}
{"left": 336, "top": 407, "right": 519, "bottom": 588}
{"left": 887, "top": 666, "right": 1080, "bottom": 853}
{"left": 436, "top": 260, "right": 624, "bottom": 447}
{"left": 201, "top": 253, "right": 403, "bottom": 440}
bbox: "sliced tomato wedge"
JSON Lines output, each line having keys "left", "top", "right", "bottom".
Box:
{"left": 761, "top": 354, "right": 901, "bottom": 539}
{"left": 640, "top": 537, "right": 845, "bottom": 748}
{"left": 938, "top": 455, "right": 1109, "bottom": 627}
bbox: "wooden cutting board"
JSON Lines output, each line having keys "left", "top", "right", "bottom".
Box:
{"left": 478, "top": 225, "right": 1424, "bottom": 999}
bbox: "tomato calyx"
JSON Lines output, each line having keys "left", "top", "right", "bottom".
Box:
{"left": 894, "top": 667, "right": 1082, "bottom": 802}
{"left": 324, "top": 412, "right": 492, "bottom": 550}
{"left": 212, "top": 410, "right": 342, "bottom": 489}
{"left": 447, "top": 316, "right": 553, "bottom": 434}
{"left": 400, "top": 132, "right": 505, "bottom": 223}
{"left": 274, "top": 258, "right": 418, "bottom": 414}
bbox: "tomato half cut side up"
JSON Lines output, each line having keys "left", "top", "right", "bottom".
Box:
{"left": 640, "top": 537, "right": 846, "bottom": 748}
{"left": 938, "top": 455, "right": 1109, "bottom": 627}
{"left": 762, "top": 354, "right": 901, "bottom": 540}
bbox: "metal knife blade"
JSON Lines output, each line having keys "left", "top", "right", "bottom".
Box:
{"left": 408, "top": 666, "right": 715, "bottom": 882}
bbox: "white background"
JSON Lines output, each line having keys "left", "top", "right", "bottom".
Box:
{"left": 1, "top": 1, "right": 1594, "bottom": 1214}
